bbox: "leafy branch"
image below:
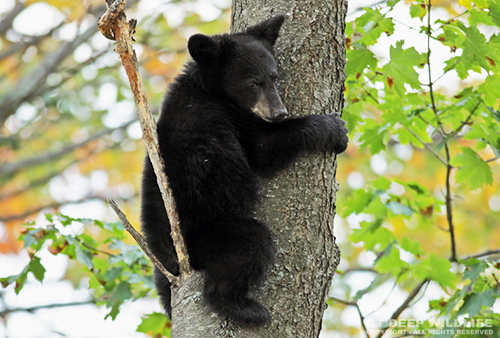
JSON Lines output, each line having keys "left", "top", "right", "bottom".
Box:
{"left": 339, "top": 0, "right": 500, "bottom": 336}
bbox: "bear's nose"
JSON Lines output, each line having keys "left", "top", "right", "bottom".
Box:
{"left": 272, "top": 108, "right": 288, "bottom": 121}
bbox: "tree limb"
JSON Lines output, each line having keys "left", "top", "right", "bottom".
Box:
{"left": 462, "top": 249, "right": 500, "bottom": 260}
{"left": 0, "top": 194, "right": 136, "bottom": 223}
{"left": 374, "top": 279, "right": 429, "bottom": 338}
{"left": 330, "top": 297, "right": 371, "bottom": 338}
{"left": 0, "top": 158, "right": 79, "bottom": 201}
{"left": 0, "top": 0, "right": 140, "bottom": 127}
{"left": 0, "top": 300, "right": 95, "bottom": 318}
{"left": 448, "top": 100, "right": 480, "bottom": 138}
{"left": 0, "top": 119, "right": 136, "bottom": 177}
{"left": 405, "top": 127, "right": 449, "bottom": 167}
{"left": 0, "top": 0, "right": 24, "bottom": 36}
{"left": 0, "top": 25, "right": 98, "bottom": 126}
{"left": 0, "top": 23, "right": 63, "bottom": 62}
{"left": 97, "top": 0, "right": 191, "bottom": 281}
{"left": 444, "top": 143, "right": 457, "bottom": 262}
{"left": 108, "top": 199, "right": 179, "bottom": 285}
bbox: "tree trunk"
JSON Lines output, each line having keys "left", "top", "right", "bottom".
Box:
{"left": 171, "top": 0, "right": 347, "bottom": 336}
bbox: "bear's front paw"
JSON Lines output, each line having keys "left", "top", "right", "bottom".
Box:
{"left": 328, "top": 112, "right": 349, "bottom": 154}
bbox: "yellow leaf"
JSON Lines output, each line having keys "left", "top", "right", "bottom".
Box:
{"left": 458, "top": 0, "right": 471, "bottom": 10}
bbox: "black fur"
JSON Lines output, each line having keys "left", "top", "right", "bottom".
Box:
{"left": 140, "top": 14, "right": 349, "bottom": 327}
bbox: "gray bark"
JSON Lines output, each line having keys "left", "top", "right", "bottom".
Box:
{"left": 171, "top": 0, "right": 347, "bottom": 337}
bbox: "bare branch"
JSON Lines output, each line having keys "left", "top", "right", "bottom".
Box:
{"left": 98, "top": 0, "right": 191, "bottom": 279}
{"left": 444, "top": 143, "right": 457, "bottom": 262}
{"left": 448, "top": 100, "right": 480, "bottom": 138}
{"left": 0, "top": 25, "right": 98, "bottom": 126}
{"left": 462, "top": 249, "right": 500, "bottom": 260}
{"left": 0, "top": 23, "right": 63, "bottom": 62}
{"left": 0, "top": 300, "right": 95, "bottom": 318}
{"left": 0, "top": 119, "right": 136, "bottom": 177}
{"left": 108, "top": 199, "right": 180, "bottom": 285}
{"left": 329, "top": 296, "right": 356, "bottom": 307}
{"left": 330, "top": 297, "right": 371, "bottom": 338}
{"left": 0, "top": 194, "right": 137, "bottom": 223}
{"left": 341, "top": 267, "right": 377, "bottom": 274}
{"left": 0, "top": 0, "right": 140, "bottom": 126}
{"left": 0, "top": 159, "right": 78, "bottom": 201}
{"left": 375, "top": 279, "right": 429, "bottom": 338}
{"left": 406, "top": 127, "right": 449, "bottom": 167}
{"left": 0, "top": 1, "right": 24, "bottom": 36}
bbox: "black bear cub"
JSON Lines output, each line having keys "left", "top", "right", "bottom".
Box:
{"left": 141, "top": 14, "right": 349, "bottom": 327}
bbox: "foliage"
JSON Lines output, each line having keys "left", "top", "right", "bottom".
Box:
{"left": 0, "top": 212, "right": 172, "bottom": 336}
{"left": 328, "top": 0, "right": 500, "bottom": 336}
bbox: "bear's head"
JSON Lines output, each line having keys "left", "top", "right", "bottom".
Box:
{"left": 187, "top": 14, "right": 288, "bottom": 123}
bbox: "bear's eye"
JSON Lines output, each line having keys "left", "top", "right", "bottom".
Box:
{"left": 249, "top": 81, "right": 259, "bottom": 88}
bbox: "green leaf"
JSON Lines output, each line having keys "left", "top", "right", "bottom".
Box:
{"left": 372, "top": 176, "right": 391, "bottom": 191}
{"left": 469, "top": 7, "right": 495, "bottom": 26}
{"left": 450, "top": 147, "right": 493, "bottom": 190}
{"left": 409, "top": 3, "right": 426, "bottom": 20}
{"left": 414, "top": 254, "right": 457, "bottom": 289}
{"left": 0, "top": 265, "right": 30, "bottom": 294}
{"left": 105, "top": 266, "right": 123, "bottom": 282}
{"left": 23, "top": 234, "right": 35, "bottom": 249}
{"left": 458, "top": 289, "right": 496, "bottom": 318}
{"left": 440, "top": 25, "right": 465, "bottom": 51}
{"left": 350, "top": 219, "right": 395, "bottom": 251}
{"left": 349, "top": 219, "right": 383, "bottom": 244}
{"left": 355, "top": 8, "right": 395, "bottom": 46}
{"left": 106, "top": 301, "right": 122, "bottom": 320}
{"left": 462, "top": 259, "right": 488, "bottom": 284}
{"left": 489, "top": 0, "right": 500, "bottom": 26}
{"left": 109, "top": 281, "right": 132, "bottom": 303}
{"left": 382, "top": 41, "right": 425, "bottom": 97}
{"left": 458, "top": 22, "right": 496, "bottom": 71}
{"left": 487, "top": 107, "right": 500, "bottom": 124}
{"left": 478, "top": 74, "right": 500, "bottom": 107}
{"left": 88, "top": 274, "right": 103, "bottom": 290}
{"left": 375, "top": 246, "right": 409, "bottom": 278}
{"left": 400, "top": 237, "right": 425, "bottom": 256}
{"left": 66, "top": 237, "right": 94, "bottom": 269}
{"left": 346, "top": 44, "right": 378, "bottom": 76}
{"left": 77, "top": 251, "right": 94, "bottom": 268}
{"left": 105, "top": 281, "right": 133, "bottom": 320}
{"left": 358, "top": 119, "right": 389, "bottom": 154}
{"left": 137, "top": 312, "right": 171, "bottom": 337}
{"left": 405, "top": 181, "right": 430, "bottom": 195}
{"left": 341, "top": 189, "right": 376, "bottom": 216}
{"left": 29, "top": 256, "right": 46, "bottom": 282}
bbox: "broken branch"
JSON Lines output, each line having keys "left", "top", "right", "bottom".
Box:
{"left": 98, "top": 0, "right": 191, "bottom": 282}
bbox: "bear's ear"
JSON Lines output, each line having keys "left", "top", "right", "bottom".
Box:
{"left": 188, "top": 34, "right": 221, "bottom": 64}
{"left": 245, "top": 14, "right": 285, "bottom": 46}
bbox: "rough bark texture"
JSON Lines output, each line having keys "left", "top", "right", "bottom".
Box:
{"left": 171, "top": 0, "right": 347, "bottom": 336}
